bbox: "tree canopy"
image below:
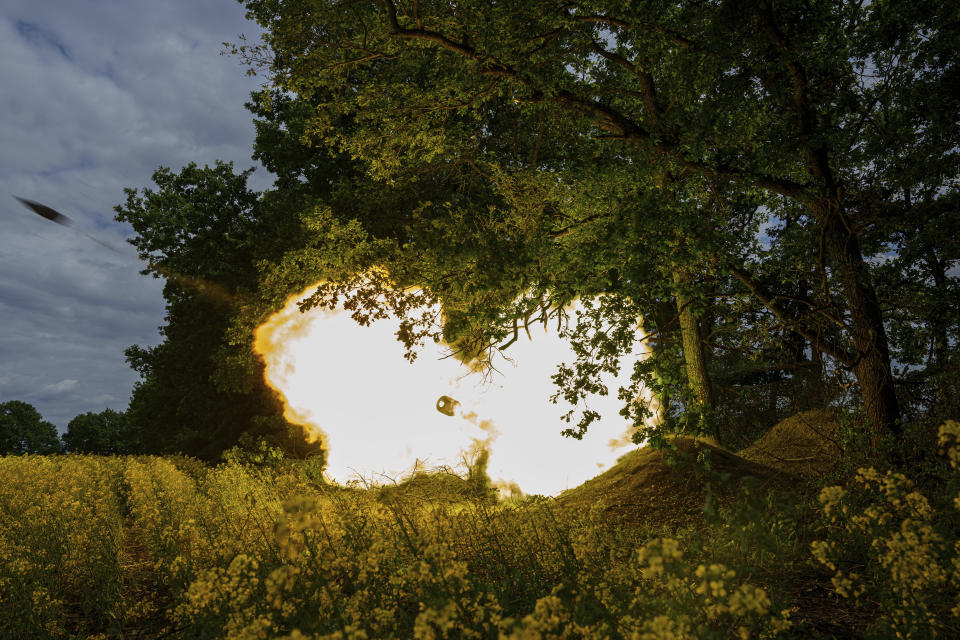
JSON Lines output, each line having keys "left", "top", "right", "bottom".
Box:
{"left": 114, "top": 161, "right": 323, "bottom": 460}
{"left": 63, "top": 409, "right": 135, "bottom": 455}
{"left": 0, "top": 401, "right": 61, "bottom": 455}
{"left": 230, "top": 0, "right": 959, "bottom": 447}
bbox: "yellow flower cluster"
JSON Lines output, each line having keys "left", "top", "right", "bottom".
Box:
{"left": 169, "top": 489, "right": 796, "bottom": 640}
{"left": 626, "top": 539, "right": 790, "bottom": 638}
{"left": 1, "top": 453, "right": 326, "bottom": 637}
{"left": 939, "top": 420, "right": 960, "bottom": 512}
{"left": 2, "top": 447, "right": 808, "bottom": 639}
{"left": 811, "top": 421, "right": 960, "bottom": 639}
{"left": 938, "top": 419, "right": 960, "bottom": 470}
{"left": 0, "top": 455, "right": 127, "bottom": 636}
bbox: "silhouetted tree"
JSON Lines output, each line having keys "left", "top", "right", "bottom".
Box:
{"left": 0, "top": 400, "right": 62, "bottom": 455}
{"left": 115, "top": 162, "right": 322, "bottom": 460}
{"left": 63, "top": 409, "right": 135, "bottom": 455}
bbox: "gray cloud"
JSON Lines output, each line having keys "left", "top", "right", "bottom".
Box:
{"left": 0, "top": 0, "right": 276, "bottom": 430}
{"left": 15, "top": 20, "right": 72, "bottom": 61}
{"left": 40, "top": 379, "right": 78, "bottom": 395}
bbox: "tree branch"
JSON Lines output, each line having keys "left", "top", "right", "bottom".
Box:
{"left": 729, "top": 265, "right": 854, "bottom": 366}
{"left": 572, "top": 14, "right": 698, "bottom": 50}
{"left": 382, "top": 0, "right": 514, "bottom": 76}
{"left": 714, "top": 360, "right": 819, "bottom": 386}
{"left": 588, "top": 40, "right": 662, "bottom": 128}
{"left": 549, "top": 211, "right": 615, "bottom": 238}
{"left": 380, "top": 0, "right": 810, "bottom": 199}
{"left": 756, "top": 4, "right": 835, "bottom": 189}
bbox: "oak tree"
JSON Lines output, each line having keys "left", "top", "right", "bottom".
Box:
{"left": 233, "top": 0, "right": 960, "bottom": 445}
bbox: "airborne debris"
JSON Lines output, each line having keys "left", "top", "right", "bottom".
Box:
{"left": 13, "top": 195, "right": 123, "bottom": 253}
{"left": 436, "top": 395, "right": 459, "bottom": 417}
{"left": 13, "top": 195, "right": 236, "bottom": 304}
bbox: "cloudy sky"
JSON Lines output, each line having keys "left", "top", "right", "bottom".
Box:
{"left": 0, "top": 1, "right": 274, "bottom": 430}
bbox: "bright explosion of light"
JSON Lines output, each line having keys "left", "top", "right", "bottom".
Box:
{"left": 254, "top": 284, "right": 653, "bottom": 496}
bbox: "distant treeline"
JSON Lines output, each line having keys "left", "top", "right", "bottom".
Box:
{"left": 0, "top": 400, "right": 136, "bottom": 455}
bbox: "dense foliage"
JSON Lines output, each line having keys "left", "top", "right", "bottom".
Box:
{"left": 226, "top": 0, "right": 958, "bottom": 451}
{"left": 62, "top": 409, "right": 136, "bottom": 455}
{"left": 3, "top": 421, "right": 960, "bottom": 638}
{"left": 0, "top": 400, "right": 61, "bottom": 455}
{"left": 113, "top": 162, "right": 322, "bottom": 460}
{"left": 77, "top": 0, "right": 956, "bottom": 460}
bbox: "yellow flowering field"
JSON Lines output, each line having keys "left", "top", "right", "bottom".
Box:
{"left": 2, "top": 422, "right": 960, "bottom": 639}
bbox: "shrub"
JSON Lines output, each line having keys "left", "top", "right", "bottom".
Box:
{"left": 811, "top": 420, "right": 960, "bottom": 639}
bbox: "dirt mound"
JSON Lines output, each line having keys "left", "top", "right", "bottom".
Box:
{"left": 738, "top": 408, "right": 842, "bottom": 479}
{"left": 555, "top": 437, "right": 781, "bottom": 529}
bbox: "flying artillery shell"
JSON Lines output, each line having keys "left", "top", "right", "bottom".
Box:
{"left": 435, "top": 395, "right": 459, "bottom": 417}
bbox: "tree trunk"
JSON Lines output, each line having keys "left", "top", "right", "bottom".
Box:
{"left": 649, "top": 299, "right": 678, "bottom": 430}
{"left": 809, "top": 331, "right": 826, "bottom": 407}
{"left": 817, "top": 198, "right": 901, "bottom": 442}
{"left": 925, "top": 248, "right": 950, "bottom": 370}
{"left": 673, "top": 271, "right": 716, "bottom": 418}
